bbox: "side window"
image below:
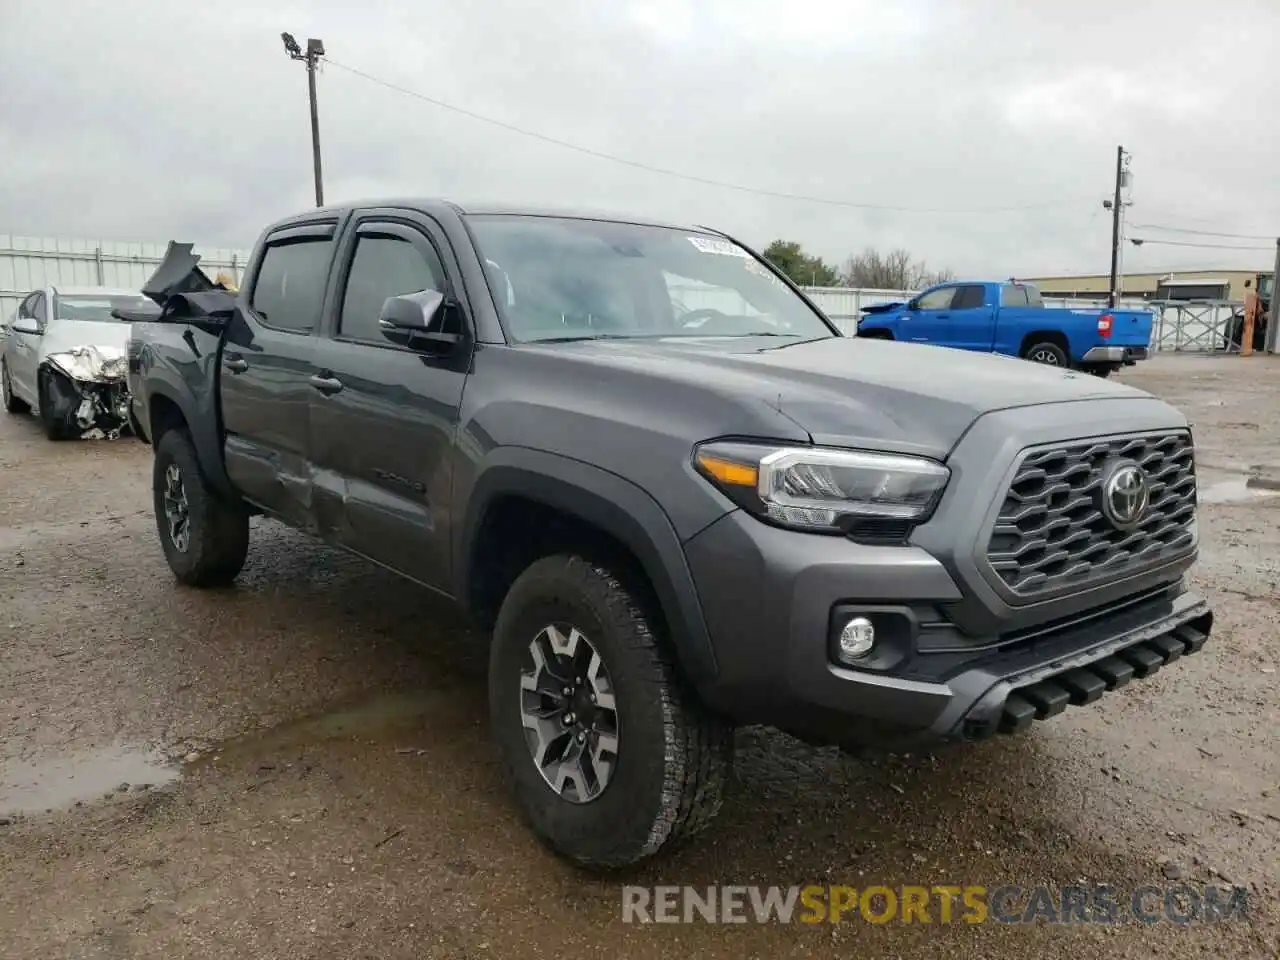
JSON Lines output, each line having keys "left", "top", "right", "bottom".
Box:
{"left": 1000, "top": 285, "right": 1029, "bottom": 307}
{"left": 916, "top": 287, "right": 956, "bottom": 310}
{"left": 250, "top": 238, "right": 332, "bottom": 332}
{"left": 339, "top": 233, "right": 448, "bottom": 343}
{"left": 952, "top": 285, "right": 987, "bottom": 310}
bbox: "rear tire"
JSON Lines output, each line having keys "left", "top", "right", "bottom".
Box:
{"left": 1, "top": 360, "right": 28, "bottom": 414}
{"left": 1022, "top": 341, "right": 1069, "bottom": 367}
{"left": 153, "top": 428, "right": 249, "bottom": 586}
{"left": 489, "top": 554, "right": 732, "bottom": 869}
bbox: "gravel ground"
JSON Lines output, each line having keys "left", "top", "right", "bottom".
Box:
{"left": 1, "top": 354, "right": 1277, "bottom": 959}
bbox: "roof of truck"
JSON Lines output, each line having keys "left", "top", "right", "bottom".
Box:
{"left": 272, "top": 198, "right": 718, "bottom": 235}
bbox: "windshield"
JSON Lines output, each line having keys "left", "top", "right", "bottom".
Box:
{"left": 466, "top": 215, "right": 835, "bottom": 342}
{"left": 54, "top": 294, "right": 152, "bottom": 323}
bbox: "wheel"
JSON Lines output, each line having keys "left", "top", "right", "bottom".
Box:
{"left": 38, "top": 370, "right": 71, "bottom": 440}
{"left": 1081, "top": 363, "right": 1116, "bottom": 378}
{"left": 152, "top": 428, "right": 249, "bottom": 586}
{"left": 1, "top": 360, "right": 29, "bottom": 414}
{"left": 1023, "top": 341, "right": 1069, "bottom": 367}
{"left": 489, "top": 554, "right": 732, "bottom": 868}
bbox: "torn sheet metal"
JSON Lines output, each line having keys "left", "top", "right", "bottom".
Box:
{"left": 45, "top": 345, "right": 129, "bottom": 384}
{"left": 41, "top": 362, "right": 132, "bottom": 439}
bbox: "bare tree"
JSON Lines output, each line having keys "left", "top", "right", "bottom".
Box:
{"left": 842, "top": 247, "right": 953, "bottom": 290}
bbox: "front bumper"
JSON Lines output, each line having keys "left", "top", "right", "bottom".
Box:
{"left": 684, "top": 509, "right": 1210, "bottom": 749}
{"left": 1082, "top": 345, "right": 1149, "bottom": 364}
{"left": 42, "top": 366, "right": 132, "bottom": 438}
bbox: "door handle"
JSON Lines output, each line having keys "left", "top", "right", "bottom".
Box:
{"left": 309, "top": 374, "right": 344, "bottom": 395}
{"left": 223, "top": 356, "right": 248, "bottom": 373}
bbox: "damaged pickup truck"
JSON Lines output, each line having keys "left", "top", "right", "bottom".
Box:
{"left": 128, "top": 202, "right": 1212, "bottom": 868}
{"left": 1, "top": 285, "right": 153, "bottom": 439}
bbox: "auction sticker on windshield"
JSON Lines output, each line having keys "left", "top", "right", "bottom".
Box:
{"left": 688, "top": 236, "right": 750, "bottom": 257}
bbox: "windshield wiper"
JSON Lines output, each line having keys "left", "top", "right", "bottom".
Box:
{"left": 531, "top": 333, "right": 639, "bottom": 343}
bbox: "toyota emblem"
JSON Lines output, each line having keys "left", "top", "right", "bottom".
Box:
{"left": 1101, "top": 461, "right": 1149, "bottom": 529}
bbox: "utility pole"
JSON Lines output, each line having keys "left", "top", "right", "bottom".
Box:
{"left": 282, "top": 33, "right": 326, "bottom": 207}
{"left": 1107, "top": 145, "right": 1126, "bottom": 307}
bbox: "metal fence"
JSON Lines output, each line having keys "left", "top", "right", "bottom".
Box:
{"left": 0, "top": 234, "right": 1255, "bottom": 354}
{"left": 0, "top": 234, "right": 251, "bottom": 321}
{"left": 800, "top": 285, "right": 1251, "bottom": 353}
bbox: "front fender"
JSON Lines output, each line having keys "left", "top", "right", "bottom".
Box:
{"left": 136, "top": 330, "right": 235, "bottom": 499}
{"left": 457, "top": 446, "right": 720, "bottom": 682}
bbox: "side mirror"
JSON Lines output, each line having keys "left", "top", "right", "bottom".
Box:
{"left": 378, "top": 291, "right": 463, "bottom": 352}
{"left": 10, "top": 319, "right": 41, "bottom": 335}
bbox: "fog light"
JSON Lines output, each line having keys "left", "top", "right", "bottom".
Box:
{"left": 838, "top": 616, "right": 876, "bottom": 661}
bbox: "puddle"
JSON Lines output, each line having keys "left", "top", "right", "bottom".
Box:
{"left": 188, "top": 690, "right": 462, "bottom": 768}
{"left": 1198, "top": 475, "right": 1280, "bottom": 504}
{"left": 0, "top": 745, "right": 179, "bottom": 817}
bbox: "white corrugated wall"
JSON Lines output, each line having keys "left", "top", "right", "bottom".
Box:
{"left": 0, "top": 235, "right": 250, "bottom": 320}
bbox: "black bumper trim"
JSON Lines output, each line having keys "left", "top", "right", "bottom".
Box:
{"left": 984, "top": 610, "right": 1212, "bottom": 736}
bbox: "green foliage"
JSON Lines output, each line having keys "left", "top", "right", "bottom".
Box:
{"left": 762, "top": 240, "right": 842, "bottom": 287}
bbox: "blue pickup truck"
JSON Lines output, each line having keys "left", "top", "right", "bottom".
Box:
{"left": 856, "top": 280, "right": 1153, "bottom": 376}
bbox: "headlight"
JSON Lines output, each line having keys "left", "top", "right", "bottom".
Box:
{"left": 693, "top": 441, "right": 949, "bottom": 536}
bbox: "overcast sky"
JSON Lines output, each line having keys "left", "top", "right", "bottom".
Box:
{"left": 2, "top": 0, "right": 1277, "bottom": 279}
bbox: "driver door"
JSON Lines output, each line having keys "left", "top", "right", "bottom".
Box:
{"left": 902, "top": 285, "right": 956, "bottom": 344}
{"left": 6, "top": 291, "right": 46, "bottom": 403}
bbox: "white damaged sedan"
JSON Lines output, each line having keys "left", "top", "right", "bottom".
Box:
{"left": 1, "top": 285, "right": 153, "bottom": 439}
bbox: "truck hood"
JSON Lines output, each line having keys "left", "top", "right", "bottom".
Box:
{"left": 542, "top": 335, "right": 1151, "bottom": 459}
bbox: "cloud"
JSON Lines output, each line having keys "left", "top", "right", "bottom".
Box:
{"left": 1, "top": 0, "right": 1276, "bottom": 279}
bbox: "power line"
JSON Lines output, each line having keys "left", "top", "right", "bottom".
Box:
{"left": 1129, "top": 237, "right": 1273, "bottom": 251}
{"left": 322, "top": 57, "right": 1090, "bottom": 216}
{"left": 1130, "top": 223, "right": 1274, "bottom": 241}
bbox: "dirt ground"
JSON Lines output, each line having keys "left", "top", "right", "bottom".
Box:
{"left": 1, "top": 354, "right": 1277, "bottom": 959}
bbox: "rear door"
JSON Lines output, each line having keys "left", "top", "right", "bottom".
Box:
{"left": 990, "top": 283, "right": 1037, "bottom": 355}
{"left": 307, "top": 213, "right": 472, "bottom": 592}
{"left": 947, "top": 283, "right": 994, "bottom": 351}
{"left": 903, "top": 285, "right": 956, "bottom": 344}
{"left": 220, "top": 221, "right": 338, "bottom": 528}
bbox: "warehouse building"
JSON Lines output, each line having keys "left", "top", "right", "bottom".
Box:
{"left": 1026, "top": 269, "right": 1266, "bottom": 302}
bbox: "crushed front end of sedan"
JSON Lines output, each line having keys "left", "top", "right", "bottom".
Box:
{"left": 41, "top": 344, "right": 133, "bottom": 439}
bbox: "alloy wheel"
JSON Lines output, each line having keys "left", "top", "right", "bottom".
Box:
{"left": 1030, "top": 348, "right": 1061, "bottom": 365}
{"left": 162, "top": 463, "right": 191, "bottom": 552}
{"left": 519, "top": 623, "right": 620, "bottom": 803}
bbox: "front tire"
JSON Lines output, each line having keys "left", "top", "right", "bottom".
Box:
{"left": 153, "top": 428, "right": 249, "bottom": 586}
{"left": 38, "top": 369, "right": 71, "bottom": 440}
{"left": 489, "top": 554, "right": 732, "bottom": 868}
{"left": 1, "top": 360, "right": 28, "bottom": 414}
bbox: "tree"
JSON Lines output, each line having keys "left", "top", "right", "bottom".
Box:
{"left": 762, "top": 240, "right": 842, "bottom": 287}
{"left": 842, "top": 247, "right": 954, "bottom": 290}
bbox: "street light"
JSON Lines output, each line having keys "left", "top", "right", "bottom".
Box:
{"left": 282, "top": 32, "right": 326, "bottom": 207}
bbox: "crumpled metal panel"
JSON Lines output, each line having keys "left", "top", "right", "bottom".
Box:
{"left": 45, "top": 344, "right": 128, "bottom": 383}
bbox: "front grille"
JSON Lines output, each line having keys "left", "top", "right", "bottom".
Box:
{"left": 985, "top": 432, "right": 1196, "bottom": 597}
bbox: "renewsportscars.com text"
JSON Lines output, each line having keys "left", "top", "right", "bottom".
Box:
{"left": 621, "top": 884, "right": 1249, "bottom": 925}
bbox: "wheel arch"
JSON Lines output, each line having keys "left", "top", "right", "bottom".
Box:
{"left": 1019, "top": 329, "right": 1071, "bottom": 359}
{"left": 457, "top": 448, "right": 720, "bottom": 682}
{"left": 146, "top": 385, "right": 237, "bottom": 499}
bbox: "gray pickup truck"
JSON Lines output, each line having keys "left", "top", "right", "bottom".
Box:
{"left": 127, "top": 200, "right": 1212, "bottom": 868}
